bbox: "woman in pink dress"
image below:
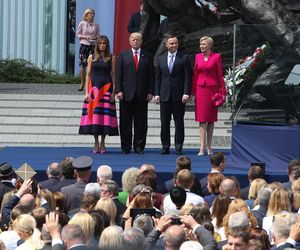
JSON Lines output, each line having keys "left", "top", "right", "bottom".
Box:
{"left": 192, "top": 36, "right": 226, "bottom": 156}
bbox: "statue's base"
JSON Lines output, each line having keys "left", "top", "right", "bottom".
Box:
{"left": 227, "top": 123, "right": 300, "bottom": 175}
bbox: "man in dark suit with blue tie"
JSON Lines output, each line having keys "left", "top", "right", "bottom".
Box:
{"left": 154, "top": 35, "right": 192, "bottom": 155}
{"left": 116, "top": 32, "right": 154, "bottom": 154}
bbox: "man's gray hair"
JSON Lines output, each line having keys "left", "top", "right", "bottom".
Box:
{"left": 272, "top": 215, "right": 292, "bottom": 240}
{"left": 97, "top": 165, "right": 112, "bottom": 182}
{"left": 121, "top": 227, "right": 145, "bottom": 250}
{"left": 84, "top": 182, "right": 101, "bottom": 198}
{"left": 133, "top": 214, "right": 154, "bottom": 236}
{"left": 228, "top": 211, "right": 249, "bottom": 231}
{"left": 257, "top": 187, "right": 272, "bottom": 207}
{"left": 61, "top": 224, "right": 86, "bottom": 244}
{"left": 103, "top": 180, "right": 119, "bottom": 196}
{"left": 180, "top": 240, "right": 203, "bottom": 250}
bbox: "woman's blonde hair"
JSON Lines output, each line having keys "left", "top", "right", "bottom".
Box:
{"left": 267, "top": 188, "right": 291, "bottom": 216}
{"left": 82, "top": 8, "right": 95, "bottom": 21}
{"left": 14, "top": 214, "right": 36, "bottom": 237}
{"left": 223, "top": 198, "right": 257, "bottom": 236}
{"left": 37, "top": 188, "right": 56, "bottom": 211}
{"left": 14, "top": 214, "right": 44, "bottom": 249}
{"left": 200, "top": 36, "right": 214, "bottom": 48}
{"left": 180, "top": 203, "right": 194, "bottom": 215}
{"left": 68, "top": 212, "right": 95, "bottom": 245}
{"left": 248, "top": 178, "right": 267, "bottom": 200}
{"left": 95, "top": 197, "right": 117, "bottom": 225}
{"left": 99, "top": 225, "right": 123, "bottom": 249}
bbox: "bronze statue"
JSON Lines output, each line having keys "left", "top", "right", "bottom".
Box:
{"left": 141, "top": 0, "right": 300, "bottom": 124}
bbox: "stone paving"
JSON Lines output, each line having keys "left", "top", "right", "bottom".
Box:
{"left": 0, "top": 83, "right": 232, "bottom": 149}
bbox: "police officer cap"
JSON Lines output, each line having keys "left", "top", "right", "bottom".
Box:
{"left": 72, "top": 156, "right": 93, "bottom": 171}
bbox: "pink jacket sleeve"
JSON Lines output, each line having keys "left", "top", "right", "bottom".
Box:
{"left": 191, "top": 54, "right": 199, "bottom": 96}
{"left": 216, "top": 54, "right": 226, "bottom": 96}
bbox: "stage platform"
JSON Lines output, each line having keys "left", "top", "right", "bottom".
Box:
{"left": 0, "top": 147, "right": 289, "bottom": 189}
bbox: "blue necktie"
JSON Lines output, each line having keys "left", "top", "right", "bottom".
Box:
{"left": 168, "top": 54, "right": 174, "bottom": 73}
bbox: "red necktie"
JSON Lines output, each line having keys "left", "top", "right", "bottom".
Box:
{"left": 134, "top": 50, "right": 139, "bottom": 71}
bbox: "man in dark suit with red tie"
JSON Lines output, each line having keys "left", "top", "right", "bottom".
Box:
{"left": 116, "top": 32, "right": 154, "bottom": 154}
{"left": 154, "top": 35, "right": 192, "bottom": 155}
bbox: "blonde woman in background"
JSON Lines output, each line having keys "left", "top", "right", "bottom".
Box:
{"left": 14, "top": 214, "right": 44, "bottom": 250}
{"left": 99, "top": 225, "right": 123, "bottom": 250}
{"left": 245, "top": 178, "right": 267, "bottom": 209}
{"left": 262, "top": 188, "right": 291, "bottom": 242}
{"left": 68, "top": 212, "right": 95, "bottom": 245}
{"left": 76, "top": 8, "right": 100, "bottom": 91}
{"left": 223, "top": 198, "right": 258, "bottom": 238}
{"left": 95, "top": 197, "right": 117, "bottom": 225}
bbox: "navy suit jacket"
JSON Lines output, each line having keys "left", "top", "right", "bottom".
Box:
{"left": 116, "top": 49, "right": 154, "bottom": 101}
{"left": 39, "top": 177, "right": 62, "bottom": 192}
{"left": 155, "top": 51, "right": 192, "bottom": 102}
{"left": 127, "top": 11, "right": 142, "bottom": 33}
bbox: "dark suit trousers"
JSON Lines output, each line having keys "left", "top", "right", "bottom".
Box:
{"left": 160, "top": 100, "right": 185, "bottom": 150}
{"left": 120, "top": 95, "right": 148, "bottom": 151}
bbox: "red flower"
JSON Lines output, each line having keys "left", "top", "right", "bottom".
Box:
{"left": 255, "top": 48, "right": 263, "bottom": 55}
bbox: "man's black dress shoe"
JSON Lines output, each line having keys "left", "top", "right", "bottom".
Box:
{"left": 122, "top": 149, "right": 131, "bottom": 154}
{"left": 160, "top": 148, "right": 170, "bottom": 154}
{"left": 134, "top": 148, "right": 144, "bottom": 154}
{"left": 176, "top": 150, "right": 182, "bottom": 155}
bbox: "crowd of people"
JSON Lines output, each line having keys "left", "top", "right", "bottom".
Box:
{"left": 76, "top": 7, "right": 226, "bottom": 156}
{"left": 0, "top": 154, "right": 300, "bottom": 249}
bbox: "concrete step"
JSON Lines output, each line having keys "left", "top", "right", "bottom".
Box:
{"left": 0, "top": 93, "right": 232, "bottom": 148}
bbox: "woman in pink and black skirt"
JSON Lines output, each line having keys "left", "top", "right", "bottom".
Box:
{"left": 79, "top": 36, "right": 118, "bottom": 154}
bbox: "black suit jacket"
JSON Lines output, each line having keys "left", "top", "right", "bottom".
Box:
{"left": 52, "top": 244, "right": 99, "bottom": 250}
{"left": 112, "top": 197, "right": 127, "bottom": 226}
{"left": 127, "top": 12, "right": 142, "bottom": 33}
{"left": 115, "top": 49, "right": 154, "bottom": 101}
{"left": 155, "top": 51, "right": 192, "bottom": 102}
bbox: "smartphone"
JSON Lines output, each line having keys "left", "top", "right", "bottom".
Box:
{"left": 171, "top": 217, "right": 182, "bottom": 225}
{"left": 130, "top": 208, "right": 156, "bottom": 219}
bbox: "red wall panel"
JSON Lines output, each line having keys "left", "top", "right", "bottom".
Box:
{"left": 114, "top": 0, "right": 140, "bottom": 56}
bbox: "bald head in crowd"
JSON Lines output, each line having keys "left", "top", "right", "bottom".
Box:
{"left": 219, "top": 178, "right": 237, "bottom": 197}
{"left": 97, "top": 165, "right": 112, "bottom": 185}
{"left": 20, "top": 193, "right": 35, "bottom": 212}
{"left": 46, "top": 162, "right": 61, "bottom": 178}
{"left": 164, "top": 225, "right": 186, "bottom": 250}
